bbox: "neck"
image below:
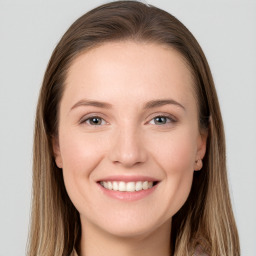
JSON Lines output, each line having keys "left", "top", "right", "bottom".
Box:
{"left": 78, "top": 218, "right": 172, "bottom": 256}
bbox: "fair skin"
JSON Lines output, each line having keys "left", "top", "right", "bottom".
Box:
{"left": 53, "top": 41, "right": 207, "bottom": 256}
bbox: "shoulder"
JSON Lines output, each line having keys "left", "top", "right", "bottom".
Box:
{"left": 191, "top": 235, "right": 211, "bottom": 256}
{"left": 70, "top": 249, "right": 78, "bottom": 256}
{"left": 193, "top": 244, "right": 209, "bottom": 256}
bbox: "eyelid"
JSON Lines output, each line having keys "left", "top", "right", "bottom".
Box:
{"left": 79, "top": 113, "right": 108, "bottom": 125}
{"left": 148, "top": 113, "right": 177, "bottom": 123}
{"left": 79, "top": 112, "right": 177, "bottom": 126}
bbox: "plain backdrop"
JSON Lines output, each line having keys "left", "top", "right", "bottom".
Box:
{"left": 0, "top": 0, "right": 255, "bottom": 255}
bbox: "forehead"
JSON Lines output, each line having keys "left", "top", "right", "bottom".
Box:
{"left": 64, "top": 41, "right": 195, "bottom": 109}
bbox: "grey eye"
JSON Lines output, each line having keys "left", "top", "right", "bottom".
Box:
{"left": 154, "top": 116, "right": 168, "bottom": 124}
{"left": 85, "top": 117, "right": 106, "bottom": 126}
{"left": 149, "top": 116, "right": 172, "bottom": 125}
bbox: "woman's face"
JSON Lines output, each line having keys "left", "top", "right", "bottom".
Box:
{"left": 53, "top": 41, "right": 207, "bottom": 238}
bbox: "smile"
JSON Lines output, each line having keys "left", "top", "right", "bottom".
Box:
{"left": 99, "top": 181, "right": 156, "bottom": 192}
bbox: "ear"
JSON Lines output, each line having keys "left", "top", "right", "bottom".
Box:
{"left": 52, "top": 136, "right": 63, "bottom": 169}
{"left": 194, "top": 131, "right": 208, "bottom": 171}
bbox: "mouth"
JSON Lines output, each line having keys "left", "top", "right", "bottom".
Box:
{"left": 98, "top": 181, "right": 159, "bottom": 192}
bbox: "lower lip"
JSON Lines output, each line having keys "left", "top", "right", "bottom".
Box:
{"left": 97, "top": 183, "right": 158, "bottom": 201}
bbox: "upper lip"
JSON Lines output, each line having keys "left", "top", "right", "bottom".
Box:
{"left": 97, "top": 175, "right": 160, "bottom": 182}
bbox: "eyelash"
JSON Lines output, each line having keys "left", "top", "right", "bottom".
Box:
{"left": 80, "top": 114, "right": 176, "bottom": 127}
{"left": 149, "top": 115, "right": 176, "bottom": 125}
{"left": 81, "top": 116, "right": 107, "bottom": 126}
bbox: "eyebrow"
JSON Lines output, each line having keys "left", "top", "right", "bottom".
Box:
{"left": 70, "top": 98, "right": 185, "bottom": 111}
{"left": 144, "top": 99, "right": 185, "bottom": 110}
{"left": 70, "top": 99, "right": 112, "bottom": 110}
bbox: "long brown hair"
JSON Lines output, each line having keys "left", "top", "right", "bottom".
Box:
{"left": 27, "top": 1, "right": 240, "bottom": 255}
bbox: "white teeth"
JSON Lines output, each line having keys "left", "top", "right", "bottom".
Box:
{"left": 100, "top": 181, "right": 156, "bottom": 192}
{"left": 103, "top": 181, "right": 108, "bottom": 189}
{"left": 119, "top": 181, "right": 126, "bottom": 191}
{"left": 113, "top": 181, "right": 118, "bottom": 191}
{"left": 126, "top": 182, "right": 135, "bottom": 192}
{"left": 107, "top": 181, "right": 113, "bottom": 190}
{"left": 142, "top": 181, "right": 148, "bottom": 190}
{"left": 135, "top": 181, "right": 143, "bottom": 191}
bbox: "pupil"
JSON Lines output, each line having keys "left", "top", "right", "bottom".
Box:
{"left": 155, "top": 117, "right": 166, "bottom": 124}
{"left": 90, "top": 117, "right": 101, "bottom": 125}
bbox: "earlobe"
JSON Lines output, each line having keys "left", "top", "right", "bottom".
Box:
{"left": 52, "top": 136, "right": 63, "bottom": 169}
{"left": 194, "top": 131, "right": 208, "bottom": 171}
{"left": 194, "top": 159, "right": 203, "bottom": 171}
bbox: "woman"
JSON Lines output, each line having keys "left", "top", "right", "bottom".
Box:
{"left": 27, "top": 1, "right": 240, "bottom": 255}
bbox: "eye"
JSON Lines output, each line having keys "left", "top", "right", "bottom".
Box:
{"left": 149, "top": 115, "right": 175, "bottom": 125}
{"left": 82, "top": 116, "right": 107, "bottom": 126}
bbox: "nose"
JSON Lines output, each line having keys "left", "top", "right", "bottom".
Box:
{"left": 108, "top": 126, "right": 148, "bottom": 168}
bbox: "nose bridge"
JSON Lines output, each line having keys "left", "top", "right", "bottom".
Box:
{"left": 109, "top": 121, "right": 147, "bottom": 167}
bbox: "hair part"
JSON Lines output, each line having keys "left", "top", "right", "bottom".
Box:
{"left": 27, "top": 1, "right": 240, "bottom": 255}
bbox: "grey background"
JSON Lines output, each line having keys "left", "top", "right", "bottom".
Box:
{"left": 0, "top": 0, "right": 255, "bottom": 255}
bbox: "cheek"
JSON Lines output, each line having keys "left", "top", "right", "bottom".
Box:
{"left": 149, "top": 130, "right": 196, "bottom": 214}
{"left": 58, "top": 130, "right": 107, "bottom": 206}
{"left": 151, "top": 129, "right": 197, "bottom": 174}
{"left": 60, "top": 130, "right": 105, "bottom": 173}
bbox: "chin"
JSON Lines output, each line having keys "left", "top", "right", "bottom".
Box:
{"left": 100, "top": 224, "right": 159, "bottom": 239}
{"left": 91, "top": 210, "right": 171, "bottom": 240}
